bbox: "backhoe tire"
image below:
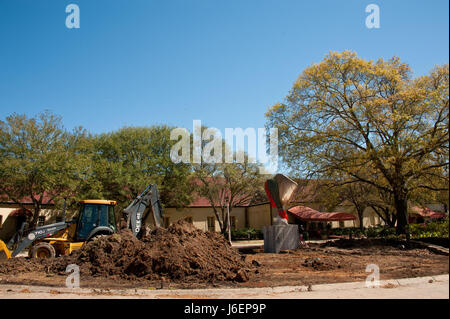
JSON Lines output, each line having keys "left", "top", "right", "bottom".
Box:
{"left": 29, "top": 243, "right": 56, "bottom": 259}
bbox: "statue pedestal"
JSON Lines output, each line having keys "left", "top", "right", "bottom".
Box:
{"left": 263, "top": 224, "right": 299, "bottom": 253}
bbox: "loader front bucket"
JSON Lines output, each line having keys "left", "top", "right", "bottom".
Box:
{"left": 0, "top": 240, "right": 12, "bottom": 260}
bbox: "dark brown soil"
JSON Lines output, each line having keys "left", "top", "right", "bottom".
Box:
{"left": 0, "top": 236, "right": 448, "bottom": 290}
{"left": 0, "top": 220, "right": 256, "bottom": 285}
{"left": 415, "top": 237, "right": 449, "bottom": 248}
{"left": 240, "top": 240, "right": 448, "bottom": 288}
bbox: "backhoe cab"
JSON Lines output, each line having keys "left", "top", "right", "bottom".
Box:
{"left": 75, "top": 200, "right": 117, "bottom": 241}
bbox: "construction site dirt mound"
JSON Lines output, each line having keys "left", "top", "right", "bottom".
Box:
{"left": 1, "top": 220, "right": 256, "bottom": 284}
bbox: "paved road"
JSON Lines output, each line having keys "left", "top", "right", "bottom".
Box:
{"left": 0, "top": 275, "right": 447, "bottom": 299}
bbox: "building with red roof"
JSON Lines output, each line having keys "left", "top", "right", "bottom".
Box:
{"left": 1, "top": 179, "right": 447, "bottom": 241}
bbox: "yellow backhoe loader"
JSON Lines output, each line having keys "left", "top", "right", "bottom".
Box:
{"left": 0, "top": 183, "right": 163, "bottom": 260}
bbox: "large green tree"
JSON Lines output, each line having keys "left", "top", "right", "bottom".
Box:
{"left": 266, "top": 51, "right": 449, "bottom": 234}
{"left": 83, "top": 126, "right": 194, "bottom": 213}
{"left": 0, "top": 111, "right": 90, "bottom": 227}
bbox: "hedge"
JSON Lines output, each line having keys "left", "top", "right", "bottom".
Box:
{"left": 231, "top": 228, "right": 263, "bottom": 240}
{"left": 328, "top": 218, "right": 448, "bottom": 239}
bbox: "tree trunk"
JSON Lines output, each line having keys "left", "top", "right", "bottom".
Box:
{"left": 357, "top": 208, "right": 364, "bottom": 231}
{"left": 221, "top": 207, "right": 227, "bottom": 235}
{"left": 31, "top": 204, "right": 41, "bottom": 229}
{"left": 212, "top": 207, "right": 224, "bottom": 234}
{"left": 394, "top": 193, "right": 408, "bottom": 235}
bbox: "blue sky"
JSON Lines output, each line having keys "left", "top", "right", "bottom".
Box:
{"left": 0, "top": 0, "right": 448, "bottom": 135}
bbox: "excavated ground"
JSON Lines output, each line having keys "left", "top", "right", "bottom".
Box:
{"left": 0, "top": 224, "right": 448, "bottom": 290}
{"left": 0, "top": 220, "right": 257, "bottom": 288}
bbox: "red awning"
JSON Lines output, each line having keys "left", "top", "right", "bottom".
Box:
{"left": 288, "top": 206, "right": 356, "bottom": 222}
{"left": 410, "top": 206, "right": 446, "bottom": 219}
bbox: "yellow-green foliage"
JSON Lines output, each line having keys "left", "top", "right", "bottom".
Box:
{"left": 266, "top": 51, "right": 449, "bottom": 234}
{"left": 410, "top": 219, "right": 449, "bottom": 238}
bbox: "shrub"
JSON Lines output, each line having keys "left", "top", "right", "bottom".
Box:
{"left": 231, "top": 228, "right": 263, "bottom": 240}
{"left": 365, "top": 226, "right": 396, "bottom": 238}
{"left": 329, "top": 225, "right": 397, "bottom": 238}
{"left": 329, "top": 227, "right": 365, "bottom": 238}
{"left": 409, "top": 219, "right": 449, "bottom": 239}
{"left": 327, "top": 219, "right": 448, "bottom": 240}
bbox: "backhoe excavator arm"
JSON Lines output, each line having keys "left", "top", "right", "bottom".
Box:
{"left": 0, "top": 200, "right": 70, "bottom": 259}
{"left": 123, "top": 183, "right": 163, "bottom": 238}
{"left": 9, "top": 222, "right": 68, "bottom": 257}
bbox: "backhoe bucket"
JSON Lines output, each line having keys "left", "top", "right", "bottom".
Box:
{"left": 0, "top": 240, "right": 11, "bottom": 260}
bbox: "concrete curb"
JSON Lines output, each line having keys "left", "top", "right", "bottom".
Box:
{"left": 0, "top": 274, "right": 447, "bottom": 298}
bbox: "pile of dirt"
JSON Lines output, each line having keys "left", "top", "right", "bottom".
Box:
{"left": 0, "top": 257, "right": 47, "bottom": 275}
{"left": 301, "top": 256, "right": 340, "bottom": 271}
{"left": 2, "top": 220, "right": 256, "bottom": 283}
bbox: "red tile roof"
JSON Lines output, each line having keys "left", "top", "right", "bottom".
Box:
{"left": 187, "top": 177, "right": 255, "bottom": 207}
{"left": 0, "top": 193, "right": 54, "bottom": 205}
{"left": 410, "top": 206, "right": 446, "bottom": 219}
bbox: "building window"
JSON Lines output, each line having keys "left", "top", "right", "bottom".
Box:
{"left": 185, "top": 217, "right": 193, "bottom": 224}
{"left": 163, "top": 217, "right": 170, "bottom": 228}
{"left": 230, "top": 216, "right": 236, "bottom": 231}
{"left": 339, "top": 221, "right": 345, "bottom": 228}
{"left": 207, "top": 217, "right": 215, "bottom": 232}
{"left": 38, "top": 216, "right": 46, "bottom": 227}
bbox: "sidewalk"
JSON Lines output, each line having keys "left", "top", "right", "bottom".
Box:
{"left": 0, "top": 274, "right": 447, "bottom": 299}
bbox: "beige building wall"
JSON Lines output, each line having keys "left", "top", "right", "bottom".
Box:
{"left": 153, "top": 206, "right": 247, "bottom": 232}
{"left": 0, "top": 208, "right": 17, "bottom": 241}
{"left": 0, "top": 207, "right": 13, "bottom": 225}
{"left": 361, "top": 207, "right": 384, "bottom": 228}
{"left": 0, "top": 207, "right": 67, "bottom": 224}
{"left": 330, "top": 205, "right": 386, "bottom": 228}
{"left": 247, "top": 203, "right": 271, "bottom": 230}
{"left": 332, "top": 204, "right": 357, "bottom": 228}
